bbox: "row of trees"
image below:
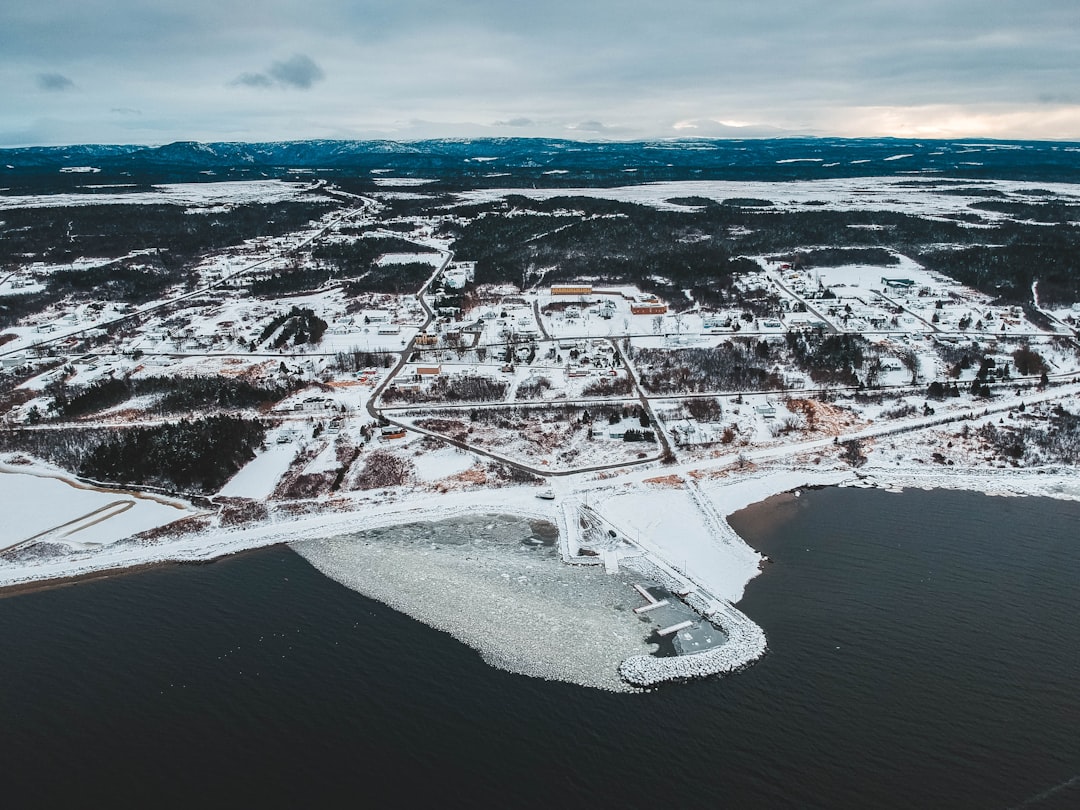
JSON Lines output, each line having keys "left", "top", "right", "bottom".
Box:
{"left": 0, "top": 416, "right": 265, "bottom": 493}
{"left": 633, "top": 344, "right": 785, "bottom": 393}
{"left": 580, "top": 375, "right": 635, "bottom": 396}
{"left": 78, "top": 416, "right": 266, "bottom": 492}
{"left": 332, "top": 348, "right": 396, "bottom": 371}
{"left": 248, "top": 265, "right": 330, "bottom": 297}
{"left": 776, "top": 247, "right": 900, "bottom": 268}
{"left": 48, "top": 375, "right": 295, "bottom": 419}
{"left": 786, "top": 332, "right": 872, "bottom": 386}
{"left": 351, "top": 450, "right": 415, "bottom": 490}
{"left": 255, "top": 306, "right": 328, "bottom": 349}
{"left": 344, "top": 261, "right": 434, "bottom": 296}
{"left": 682, "top": 396, "right": 724, "bottom": 422}
{"left": 309, "top": 237, "right": 437, "bottom": 296}
{"left": 384, "top": 375, "right": 509, "bottom": 403}
{"left": 516, "top": 376, "right": 555, "bottom": 400}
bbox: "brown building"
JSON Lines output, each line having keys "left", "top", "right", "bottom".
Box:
{"left": 630, "top": 302, "right": 668, "bottom": 315}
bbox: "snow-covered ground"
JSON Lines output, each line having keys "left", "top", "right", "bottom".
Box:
{"left": 411, "top": 446, "right": 476, "bottom": 481}
{"left": 218, "top": 441, "right": 300, "bottom": 499}
{"left": 375, "top": 252, "right": 443, "bottom": 266}
{"left": 0, "top": 459, "right": 197, "bottom": 552}
{"left": 5, "top": 173, "right": 1080, "bottom": 690}
{"left": 0, "top": 180, "right": 323, "bottom": 211}
{"left": 456, "top": 177, "right": 1080, "bottom": 219}
{"left": 594, "top": 484, "right": 761, "bottom": 603}
{"left": 0, "top": 484, "right": 560, "bottom": 587}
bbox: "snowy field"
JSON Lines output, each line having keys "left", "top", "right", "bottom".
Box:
{"left": 411, "top": 446, "right": 477, "bottom": 481}
{"left": 457, "top": 177, "right": 1080, "bottom": 219}
{"left": 375, "top": 252, "right": 443, "bottom": 266}
{"left": 813, "top": 255, "right": 943, "bottom": 292}
{"left": 0, "top": 460, "right": 195, "bottom": 551}
{"left": 0, "top": 180, "right": 323, "bottom": 210}
{"left": 217, "top": 442, "right": 298, "bottom": 500}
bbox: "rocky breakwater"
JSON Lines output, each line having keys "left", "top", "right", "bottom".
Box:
{"left": 618, "top": 597, "right": 767, "bottom": 686}
{"left": 616, "top": 550, "right": 768, "bottom": 687}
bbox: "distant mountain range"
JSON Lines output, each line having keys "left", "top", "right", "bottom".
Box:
{"left": 3, "top": 137, "right": 1080, "bottom": 186}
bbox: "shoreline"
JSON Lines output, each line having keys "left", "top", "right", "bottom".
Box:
{"left": 0, "top": 544, "right": 279, "bottom": 600}
{"left": 0, "top": 559, "right": 172, "bottom": 600}
{"left": 5, "top": 463, "right": 1079, "bottom": 688}
{"left": 4, "top": 463, "right": 1078, "bottom": 597}
{"left": 0, "top": 486, "right": 561, "bottom": 593}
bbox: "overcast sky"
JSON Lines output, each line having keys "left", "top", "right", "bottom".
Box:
{"left": 3, "top": 1, "right": 1080, "bottom": 146}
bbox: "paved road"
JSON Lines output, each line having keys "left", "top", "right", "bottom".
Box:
{"left": 532, "top": 300, "right": 552, "bottom": 340}
{"left": 762, "top": 266, "right": 839, "bottom": 334}
{"left": 365, "top": 249, "right": 453, "bottom": 422}
{"left": 611, "top": 336, "right": 673, "bottom": 460}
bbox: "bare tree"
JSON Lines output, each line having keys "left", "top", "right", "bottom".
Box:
{"left": 840, "top": 438, "right": 867, "bottom": 467}
{"left": 899, "top": 349, "right": 920, "bottom": 385}
{"left": 864, "top": 355, "right": 884, "bottom": 388}
{"left": 353, "top": 450, "right": 414, "bottom": 489}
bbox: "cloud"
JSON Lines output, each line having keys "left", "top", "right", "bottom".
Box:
{"left": 110, "top": 107, "right": 142, "bottom": 116}
{"left": 269, "top": 54, "right": 324, "bottom": 89}
{"left": 4, "top": 2, "right": 1080, "bottom": 144}
{"left": 233, "top": 72, "right": 274, "bottom": 88}
{"left": 669, "top": 119, "right": 801, "bottom": 138}
{"left": 1038, "top": 92, "right": 1075, "bottom": 105}
{"left": 568, "top": 120, "right": 609, "bottom": 132}
{"left": 36, "top": 73, "right": 74, "bottom": 92}
{"left": 232, "top": 53, "right": 324, "bottom": 90}
{"left": 565, "top": 120, "right": 636, "bottom": 136}
{"left": 822, "top": 103, "right": 1080, "bottom": 140}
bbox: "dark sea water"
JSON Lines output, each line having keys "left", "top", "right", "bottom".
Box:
{"left": 2, "top": 487, "right": 1079, "bottom": 809}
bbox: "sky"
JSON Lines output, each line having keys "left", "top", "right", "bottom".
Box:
{"left": 3, "top": 1, "right": 1080, "bottom": 147}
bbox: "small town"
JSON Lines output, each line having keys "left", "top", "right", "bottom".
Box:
{"left": 4, "top": 169, "right": 1080, "bottom": 691}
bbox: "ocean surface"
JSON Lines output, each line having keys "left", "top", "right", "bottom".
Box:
{"left": 1, "top": 487, "right": 1078, "bottom": 809}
